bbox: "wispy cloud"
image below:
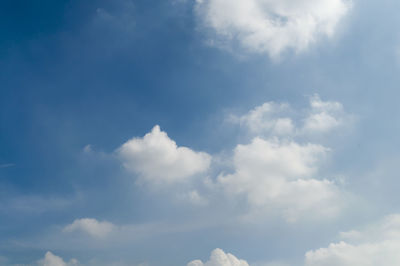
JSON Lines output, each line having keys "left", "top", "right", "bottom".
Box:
{"left": 0, "top": 163, "right": 15, "bottom": 169}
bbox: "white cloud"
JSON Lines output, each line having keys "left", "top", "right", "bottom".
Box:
{"left": 303, "top": 112, "right": 341, "bottom": 133}
{"left": 187, "top": 248, "right": 249, "bottom": 266}
{"left": 195, "top": 0, "right": 351, "bottom": 58}
{"left": 38, "top": 251, "right": 78, "bottom": 266}
{"left": 218, "top": 137, "right": 341, "bottom": 222}
{"left": 305, "top": 214, "right": 400, "bottom": 266}
{"left": 63, "top": 218, "right": 116, "bottom": 238}
{"left": 117, "top": 125, "right": 211, "bottom": 184}
{"left": 109, "top": 96, "right": 349, "bottom": 221}
{"left": 302, "top": 95, "right": 345, "bottom": 134}
{"left": 230, "top": 102, "right": 294, "bottom": 136}
{"left": 231, "top": 95, "right": 347, "bottom": 137}
{"left": 36, "top": 252, "right": 149, "bottom": 266}
{"left": 217, "top": 95, "right": 352, "bottom": 221}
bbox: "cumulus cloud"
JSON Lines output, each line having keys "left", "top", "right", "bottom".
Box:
{"left": 187, "top": 248, "right": 249, "bottom": 266}
{"left": 305, "top": 214, "right": 400, "bottom": 266}
{"left": 220, "top": 95, "right": 352, "bottom": 221}
{"left": 218, "top": 137, "right": 341, "bottom": 221}
{"left": 110, "top": 96, "right": 349, "bottom": 221}
{"left": 195, "top": 0, "right": 351, "bottom": 58}
{"left": 38, "top": 251, "right": 78, "bottom": 266}
{"left": 117, "top": 125, "right": 211, "bottom": 184}
{"left": 63, "top": 218, "right": 116, "bottom": 238}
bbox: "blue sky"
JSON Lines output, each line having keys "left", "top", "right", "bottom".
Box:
{"left": 2, "top": 0, "right": 400, "bottom": 265}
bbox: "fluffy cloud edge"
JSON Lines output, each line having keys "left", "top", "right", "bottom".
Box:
{"left": 187, "top": 248, "right": 249, "bottom": 266}
{"left": 37, "top": 251, "right": 78, "bottom": 266}
{"left": 217, "top": 137, "right": 343, "bottom": 222}
{"left": 116, "top": 125, "right": 211, "bottom": 185}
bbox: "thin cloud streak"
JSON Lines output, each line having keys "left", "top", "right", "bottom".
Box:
{"left": 0, "top": 163, "right": 15, "bottom": 169}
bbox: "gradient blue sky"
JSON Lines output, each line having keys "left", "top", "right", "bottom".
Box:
{"left": 2, "top": 0, "right": 400, "bottom": 265}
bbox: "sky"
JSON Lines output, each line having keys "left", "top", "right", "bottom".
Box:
{"left": 2, "top": 0, "right": 400, "bottom": 265}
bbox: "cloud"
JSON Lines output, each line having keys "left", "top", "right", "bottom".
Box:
{"left": 302, "top": 95, "right": 345, "bottom": 134}
{"left": 107, "top": 96, "right": 349, "bottom": 222}
{"left": 117, "top": 125, "right": 211, "bottom": 184}
{"left": 36, "top": 251, "right": 148, "bottom": 266}
{"left": 217, "top": 95, "right": 352, "bottom": 221}
{"left": 93, "top": 0, "right": 136, "bottom": 35}
{"left": 230, "top": 94, "right": 348, "bottom": 137}
{"left": 187, "top": 248, "right": 249, "bottom": 266}
{"left": 218, "top": 137, "right": 341, "bottom": 222}
{"left": 305, "top": 214, "right": 400, "bottom": 266}
{"left": 229, "top": 102, "right": 294, "bottom": 136}
{"left": 38, "top": 251, "right": 78, "bottom": 266}
{"left": 195, "top": 0, "right": 351, "bottom": 58}
{"left": 0, "top": 163, "right": 14, "bottom": 168}
{"left": 63, "top": 218, "right": 116, "bottom": 238}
